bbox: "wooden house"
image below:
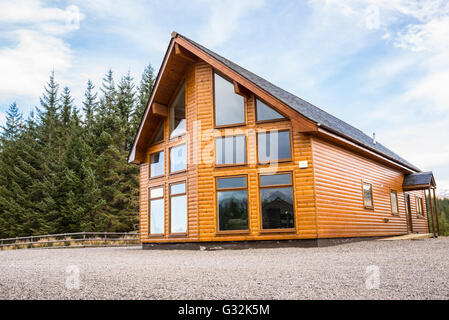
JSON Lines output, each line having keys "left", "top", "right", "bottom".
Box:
{"left": 129, "top": 32, "right": 440, "bottom": 248}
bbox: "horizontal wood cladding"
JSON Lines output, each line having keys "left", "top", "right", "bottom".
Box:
{"left": 140, "top": 61, "right": 318, "bottom": 243}
{"left": 312, "top": 137, "right": 428, "bottom": 238}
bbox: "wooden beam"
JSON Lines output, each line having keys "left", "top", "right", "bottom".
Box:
{"left": 152, "top": 102, "right": 168, "bottom": 117}
{"left": 427, "top": 188, "right": 436, "bottom": 237}
{"left": 233, "top": 81, "right": 251, "bottom": 97}
{"left": 175, "top": 43, "right": 198, "bottom": 63}
{"left": 433, "top": 188, "right": 440, "bottom": 236}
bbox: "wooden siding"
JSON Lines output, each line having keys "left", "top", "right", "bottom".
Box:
{"left": 312, "top": 137, "right": 428, "bottom": 238}
{"left": 137, "top": 58, "right": 427, "bottom": 244}
{"left": 139, "top": 61, "right": 318, "bottom": 243}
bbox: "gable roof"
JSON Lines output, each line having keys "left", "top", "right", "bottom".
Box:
{"left": 129, "top": 32, "right": 420, "bottom": 173}
{"left": 178, "top": 34, "right": 420, "bottom": 172}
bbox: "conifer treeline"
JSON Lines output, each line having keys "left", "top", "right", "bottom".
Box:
{"left": 0, "top": 64, "right": 155, "bottom": 238}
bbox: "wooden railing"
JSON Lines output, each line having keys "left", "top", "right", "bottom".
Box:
{"left": 0, "top": 232, "right": 139, "bottom": 250}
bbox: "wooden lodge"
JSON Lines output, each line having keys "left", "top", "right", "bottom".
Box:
{"left": 129, "top": 32, "right": 440, "bottom": 248}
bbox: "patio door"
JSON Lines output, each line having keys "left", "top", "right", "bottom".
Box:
{"left": 405, "top": 193, "right": 413, "bottom": 233}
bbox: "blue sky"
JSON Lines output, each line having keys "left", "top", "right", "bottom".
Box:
{"left": 1, "top": 0, "right": 448, "bottom": 193}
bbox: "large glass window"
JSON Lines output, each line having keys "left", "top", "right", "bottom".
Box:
{"left": 149, "top": 187, "right": 164, "bottom": 235}
{"left": 214, "top": 73, "right": 245, "bottom": 127}
{"left": 390, "top": 190, "right": 399, "bottom": 215}
{"left": 257, "top": 130, "right": 291, "bottom": 163}
{"left": 215, "top": 135, "right": 246, "bottom": 165}
{"left": 363, "top": 182, "right": 374, "bottom": 209}
{"left": 260, "top": 173, "right": 294, "bottom": 230}
{"left": 150, "top": 151, "right": 164, "bottom": 178}
{"left": 170, "top": 144, "right": 186, "bottom": 173}
{"left": 256, "top": 99, "right": 285, "bottom": 122}
{"left": 216, "top": 176, "right": 248, "bottom": 231}
{"left": 169, "top": 82, "right": 186, "bottom": 138}
{"left": 170, "top": 182, "right": 187, "bottom": 234}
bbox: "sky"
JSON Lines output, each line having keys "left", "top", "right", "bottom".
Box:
{"left": 0, "top": 0, "right": 448, "bottom": 194}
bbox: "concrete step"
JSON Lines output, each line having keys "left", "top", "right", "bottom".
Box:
{"left": 379, "top": 233, "right": 435, "bottom": 241}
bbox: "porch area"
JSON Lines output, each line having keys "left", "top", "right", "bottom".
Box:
{"left": 403, "top": 171, "right": 440, "bottom": 237}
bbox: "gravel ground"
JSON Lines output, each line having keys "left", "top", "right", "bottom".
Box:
{"left": 0, "top": 237, "right": 448, "bottom": 300}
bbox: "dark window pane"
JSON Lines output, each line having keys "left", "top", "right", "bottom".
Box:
{"left": 152, "top": 121, "right": 164, "bottom": 144}
{"left": 258, "top": 131, "right": 291, "bottom": 162}
{"left": 214, "top": 73, "right": 245, "bottom": 126}
{"left": 217, "top": 177, "right": 246, "bottom": 189}
{"left": 170, "top": 83, "right": 186, "bottom": 138}
{"left": 170, "top": 144, "right": 186, "bottom": 173}
{"left": 215, "top": 135, "right": 246, "bottom": 165}
{"left": 150, "top": 151, "right": 164, "bottom": 177}
{"left": 218, "top": 190, "right": 248, "bottom": 231}
{"left": 363, "top": 183, "right": 373, "bottom": 208}
{"left": 261, "top": 187, "right": 294, "bottom": 229}
{"left": 260, "top": 173, "right": 292, "bottom": 186}
{"left": 256, "top": 99, "right": 285, "bottom": 121}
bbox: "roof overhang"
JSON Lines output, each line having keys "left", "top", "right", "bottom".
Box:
{"left": 403, "top": 171, "right": 436, "bottom": 190}
{"left": 312, "top": 127, "right": 418, "bottom": 174}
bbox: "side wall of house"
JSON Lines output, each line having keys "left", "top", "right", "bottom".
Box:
{"left": 311, "top": 137, "right": 429, "bottom": 238}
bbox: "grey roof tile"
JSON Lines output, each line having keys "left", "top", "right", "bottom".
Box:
{"left": 403, "top": 171, "right": 434, "bottom": 187}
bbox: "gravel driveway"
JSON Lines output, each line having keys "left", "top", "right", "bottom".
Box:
{"left": 0, "top": 237, "right": 448, "bottom": 300}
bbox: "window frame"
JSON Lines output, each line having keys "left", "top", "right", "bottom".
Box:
{"left": 362, "top": 181, "right": 374, "bottom": 210}
{"left": 416, "top": 196, "right": 424, "bottom": 217}
{"left": 148, "top": 185, "right": 165, "bottom": 237}
{"left": 213, "top": 71, "right": 247, "bottom": 129}
{"left": 215, "top": 175, "right": 250, "bottom": 235}
{"left": 148, "top": 150, "right": 164, "bottom": 180}
{"left": 256, "top": 129, "right": 293, "bottom": 164}
{"left": 168, "top": 181, "right": 188, "bottom": 237}
{"left": 214, "top": 134, "right": 248, "bottom": 168}
{"left": 169, "top": 143, "right": 187, "bottom": 175}
{"left": 258, "top": 172, "right": 296, "bottom": 233}
{"left": 390, "top": 189, "right": 399, "bottom": 216}
{"left": 255, "top": 97, "right": 288, "bottom": 124}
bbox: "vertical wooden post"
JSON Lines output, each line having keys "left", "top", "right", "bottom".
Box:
{"left": 83, "top": 232, "right": 86, "bottom": 247}
{"left": 427, "top": 188, "right": 436, "bottom": 237}
{"left": 433, "top": 188, "right": 440, "bottom": 236}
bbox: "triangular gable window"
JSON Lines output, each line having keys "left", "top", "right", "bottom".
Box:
{"left": 151, "top": 121, "right": 164, "bottom": 144}
{"left": 256, "top": 99, "right": 285, "bottom": 122}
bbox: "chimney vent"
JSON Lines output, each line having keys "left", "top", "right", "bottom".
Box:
{"left": 373, "top": 132, "right": 376, "bottom": 145}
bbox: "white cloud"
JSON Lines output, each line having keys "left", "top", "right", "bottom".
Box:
{"left": 0, "top": 1, "right": 83, "bottom": 105}
{"left": 197, "top": 0, "right": 265, "bottom": 47}
{"left": 0, "top": 29, "right": 72, "bottom": 99}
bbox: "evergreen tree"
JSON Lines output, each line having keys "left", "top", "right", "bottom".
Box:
{"left": 116, "top": 71, "right": 136, "bottom": 150}
{"left": 82, "top": 80, "right": 98, "bottom": 131}
{"left": 132, "top": 63, "right": 155, "bottom": 135}
{"left": 2, "top": 102, "right": 23, "bottom": 140}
